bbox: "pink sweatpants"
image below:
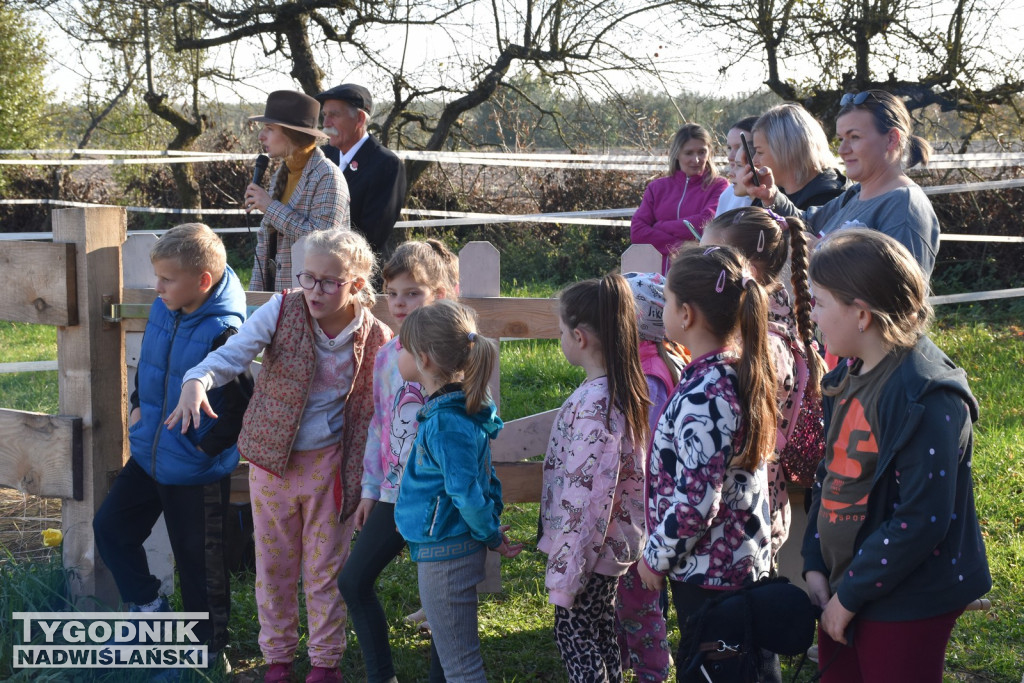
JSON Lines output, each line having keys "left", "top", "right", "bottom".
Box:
{"left": 616, "top": 562, "right": 671, "bottom": 681}
{"left": 251, "top": 445, "right": 356, "bottom": 667}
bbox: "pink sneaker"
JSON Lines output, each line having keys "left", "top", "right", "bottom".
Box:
{"left": 264, "top": 662, "right": 293, "bottom": 683}
{"left": 305, "top": 666, "right": 343, "bottom": 683}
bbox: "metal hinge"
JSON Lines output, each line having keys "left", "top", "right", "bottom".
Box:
{"left": 102, "top": 298, "right": 152, "bottom": 324}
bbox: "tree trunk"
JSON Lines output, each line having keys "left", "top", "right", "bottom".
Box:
{"left": 143, "top": 91, "right": 205, "bottom": 212}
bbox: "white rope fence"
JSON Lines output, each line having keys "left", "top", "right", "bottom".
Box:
{"left": 0, "top": 146, "right": 1019, "bottom": 339}
{"left": 5, "top": 148, "right": 1024, "bottom": 170}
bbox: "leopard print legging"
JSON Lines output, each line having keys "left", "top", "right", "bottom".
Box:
{"left": 554, "top": 572, "right": 622, "bottom": 682}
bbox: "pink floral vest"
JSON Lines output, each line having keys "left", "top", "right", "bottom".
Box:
{"left": 237, "top": 291, "right": 392, "bottom": 520}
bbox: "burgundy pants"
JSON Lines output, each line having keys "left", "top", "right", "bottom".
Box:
{"left": 817, "top": 608, "right": 964, "bottom": 683}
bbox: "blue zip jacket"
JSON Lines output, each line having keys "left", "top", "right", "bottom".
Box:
{"left": 802, "top": 336, "right": 991, "bottom": 621}
{"left": 130, "top": 265, "right": 247, "bottom": 485}
{"left": 395, "top": 387, "right": 505, "bottom": 561}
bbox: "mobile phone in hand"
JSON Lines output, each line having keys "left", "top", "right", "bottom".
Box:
{"left": 740, "top": 132, "right": 761, "bottom": 187}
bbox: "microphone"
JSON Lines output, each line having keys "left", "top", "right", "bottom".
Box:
{"left": 252, "top": 154, "right": 270, "bottom": 185}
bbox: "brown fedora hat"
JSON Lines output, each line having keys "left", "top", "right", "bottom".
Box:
{"left": 248, "top": 90, "right": 326, "bottom": 139}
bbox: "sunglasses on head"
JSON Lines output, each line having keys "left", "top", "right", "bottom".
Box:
{"left": 840, "top": 91, "right": 876, "bottom": 107}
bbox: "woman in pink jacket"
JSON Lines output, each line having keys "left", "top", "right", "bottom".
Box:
{"left": 631, "top": 123, "right": 728, "bottom": 272}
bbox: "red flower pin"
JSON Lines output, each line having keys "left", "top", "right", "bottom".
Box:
{"left": 349, "top": 160, "right": 358, "bottom": 171}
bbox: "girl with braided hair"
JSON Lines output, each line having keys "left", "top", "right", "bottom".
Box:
{"left": 701, "top": 207, "right": 826, "bottom": 567}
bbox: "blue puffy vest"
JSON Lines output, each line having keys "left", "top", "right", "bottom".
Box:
{"left": 130, "top": 265, "right": 246, "bottom": 485}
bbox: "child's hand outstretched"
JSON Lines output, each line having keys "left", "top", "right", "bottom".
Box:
{"left": 492, "top": 524, "right": 524, "bottom": 558}
{"left": 165, "top": 379, "right": 217, "bottom": 433}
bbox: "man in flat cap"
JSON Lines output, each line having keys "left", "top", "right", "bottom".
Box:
{"left": 315, "top": 84, "right": 407, "bottom": 258}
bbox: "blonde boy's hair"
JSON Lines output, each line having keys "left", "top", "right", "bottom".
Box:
{"left": 382, "top": 239, "right": 459, "bottom": 297}
{"left": 150, "top": 223, "right": 227, "bottom": 280}
{"left": 303, "top": 229, "right": 378, "bottom": 307}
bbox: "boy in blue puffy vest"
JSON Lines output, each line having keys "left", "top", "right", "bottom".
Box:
{"left": 93, "top": 223, "right": 252, "bottom": 664}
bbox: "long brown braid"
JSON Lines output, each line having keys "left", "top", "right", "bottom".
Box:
{"left": 786, "top": 217, "right": 826, "bottom": 395}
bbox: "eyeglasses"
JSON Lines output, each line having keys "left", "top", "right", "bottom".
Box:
{"left": 295, "top": 272, "right": 353, "bottom": 295}
{"left": 839, "top": 91, "right": 877, "bottom": 107}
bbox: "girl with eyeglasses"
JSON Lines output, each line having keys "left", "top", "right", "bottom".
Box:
{"left": 739, "top": 90, "right": 941, "bottom": 279}
{"left": 168, "top": 229, "right": 391, "bottom": 683}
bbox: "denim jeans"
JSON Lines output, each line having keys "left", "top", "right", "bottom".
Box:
{"left": 93, "top": 457, "right": 231, "bottom": 651}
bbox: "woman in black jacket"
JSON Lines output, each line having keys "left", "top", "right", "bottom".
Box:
{"left": 750, "top": 103, "right": 847, "bottom": 211}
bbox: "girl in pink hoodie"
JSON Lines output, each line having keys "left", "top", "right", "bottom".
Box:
{"left": 539, "top": 273, "right": 651, "bottom": 682}
{"left": 631, "top": 123, "right": 729, "bottom": 273}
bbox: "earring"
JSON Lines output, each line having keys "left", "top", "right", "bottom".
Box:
{"left": 858, "top": 326, "right": 864, "bottom": 333}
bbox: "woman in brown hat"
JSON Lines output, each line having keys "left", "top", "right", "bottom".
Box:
{"left": 244, "top": 90, "right": 349, "bottom": 291}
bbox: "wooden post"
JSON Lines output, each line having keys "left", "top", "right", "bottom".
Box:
{"left": 776, "top": 487, "right": 808, "bottom": 590}
{"left": 54, "top": 207, "right": 127, "bottom": 607}
{"left": 621, "top": 243, "right": 662, "bottom": 275}
{"left": 459, "top": 242, "right": 503, "bottom": 592}
{"left": 459, "top": 242, "right": 502, "bottom": 411}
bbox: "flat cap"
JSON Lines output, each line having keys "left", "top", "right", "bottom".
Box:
{"left": 315, "top": 84, "right": 373, "bottom": 116}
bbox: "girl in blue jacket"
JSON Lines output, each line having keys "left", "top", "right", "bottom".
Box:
{"left": 804, "top": 228, "right": 991, "bottom": 682}
{"left": 393, "top": 299, "right": 523, "bottom": 682}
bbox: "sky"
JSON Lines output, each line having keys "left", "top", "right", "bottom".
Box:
{"left": 32, "top": 1, "right": 1024, "bottom": 113}
{"left": 35, "top": 2, "right": 767, "bottom": 106}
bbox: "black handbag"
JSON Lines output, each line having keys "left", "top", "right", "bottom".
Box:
{"left": 677, "top": 578, "right": 817, "bottom": 682}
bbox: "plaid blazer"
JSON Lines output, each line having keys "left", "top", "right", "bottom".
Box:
{"left": 250, "top": 147, "right": 350, "bottom": 291}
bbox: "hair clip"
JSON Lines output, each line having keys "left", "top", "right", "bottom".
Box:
{"left": 715, "top": 269, "right": 726, "bottom": 293}
{"left": 756, "top": 229, "right": 765, "bottom": 253}
{"left": 765, "top": 208, "right": 788, "bottom": 230}
{"left": 703, "top": 246, "right": 721, "bottom": 256}
{"left": 467, "top": 332, "right": 477, "bottom": 342}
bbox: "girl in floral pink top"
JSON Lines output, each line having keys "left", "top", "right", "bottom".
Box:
{"left": 539, "top": 274, "right": 650, "bottom": 683}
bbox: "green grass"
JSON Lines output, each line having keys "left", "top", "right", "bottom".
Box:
{"left": 500, "top": 339, "right": 585, "bottom": 421}
{"left": 1, "top": 316, "right": 1022, "bottom": 681}
{"left": 931, "top": 321, "right": 1024, "bottom": 682}
{"left": 0, "top": 322, "right": 59, "bottom": 414}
